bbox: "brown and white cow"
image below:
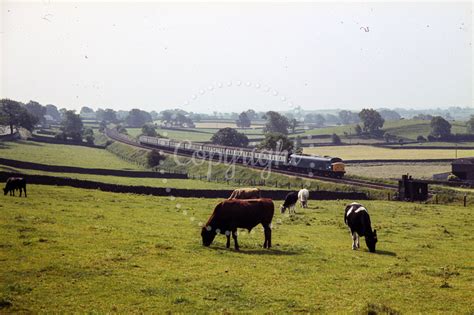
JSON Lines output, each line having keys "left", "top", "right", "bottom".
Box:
{"left": 201, "top": 198, "right": 274, "bottom": 250}
{"left": 228, "top": 187, "right": 261, "bottom": 200}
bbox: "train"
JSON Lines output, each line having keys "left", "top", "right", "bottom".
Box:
{"left": 138, "top": 135, "right": 345, "bottom": 178}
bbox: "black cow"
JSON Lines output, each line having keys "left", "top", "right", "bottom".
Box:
{"left": 344, "top": 202, "right": 377, "bottom": 252}
{"left": 3, "top": 177, "right": 27, "bottom": 197}
{"left": 201, "top": 198, "right": 274, "bottom": 250}
{"left": 280, "top": 192, "right": 298, "bottom": 214}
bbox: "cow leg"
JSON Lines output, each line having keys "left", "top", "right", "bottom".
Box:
{"left": 352, "top": 232, "right": 358, "bottom": 250}
{"left": 226, "top": 234, "right": 230, "bottom": 248}
{"left": 24, "top": 187, "right": 27, "bottom": 198}
{"left": 232, "top": 230, "right": 239, "bottom": 250}
{"left": 356, "top": 234, "right": 360, "bottom": 248}
{"left": 263, "top": 224, "right": 272, "bottom": 248}
{"left": 19, "top": 188, "right": 22, "bottom": 197}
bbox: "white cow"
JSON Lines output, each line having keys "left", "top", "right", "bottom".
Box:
{"left": 298, "top": 189, "right": 309, "bottom": 208}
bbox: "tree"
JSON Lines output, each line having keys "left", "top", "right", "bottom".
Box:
{"left": 417, "top": 135, "right": 427, "bottom": 142}
{"left": 236, "top": 112, "right": 251, "bottom": 128}
{"left": 98, "top": 120, "right": 107, "bottom": 132}
{"left": 0, "top": 99, "right": 38, "bottom": 134}
{"left": 289, "top": 119, "right": 298, "bottom": 134}
{"left": 147, "top": 150, "right": 165, "bottom": 168}
{"left": 359, "top": 109, "right": 384, "bottom": 135}
{"left": 331, "top": 133, "right": 341, "bottom": 144}
{"left": 45, "top": 104, "right": 61, "bottom": 122}
{"left": 60, "top": 110, "right": 83, "bottom": 142}
{"left": 142, "top": 124, "right": 158, "bottom": 137}
{"left": 354, "top": 124, "right": 362, "bottom": 136}
{"left": 338, "top": 110, "right": 360, "bottom": 125}
{"left": 83, "top": 128, "right": 94, "bottom": 145}
{"left": 103, "top": 109, "right": 117, "bottom": 123}
{"left": 160, "top": 109, "right": 194, "bottom": 127}
{"left": 210, "top": 128, "right": 249, "bottom": 147}
{"left": 25, "top": 101, "right": 46, "bottom": 124}
{"left": 305, "top": 113, "right": 325, "bottom": 127}
{"left": 379, "top": 109, "right": 401, "bottom": 121}
{"left": 430, "top": 116, "right": 451, "bottom": 138}
{"left": 325, "top": 114, "right": 341, "bottom": 125}
{"left": 263, "top": 111, "right": 290, "bottom": 134}
{"left": 126, "top": 109, "right": 153, "bottom": 128}
{"left": 258, "top": 132, "right": 293, "bottom": 152}
{"left": 245, "top": 109, "right": 258, "bottom": 120}
{"left": 80, "top": 106, "right": 95, "bottom": 117}
{"left": 115, "top": 124, "right": 128, "bottom": 134}
{"left": 466, "top": 115, "right": 474, "bottom": 134}
{"left": 293, "top": 136, "right": 303, "bottom": 154}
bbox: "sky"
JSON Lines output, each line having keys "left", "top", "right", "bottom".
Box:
{"left": 1, "top": 1, "right": 472, "bottom": 114}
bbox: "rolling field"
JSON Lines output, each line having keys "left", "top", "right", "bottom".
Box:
{"left": 304, "top": 145, "right": 474, "bottom": 160}
{"left": 300, "top": 119, "right": 468, "bottom": 141}
{"left": 0, "top": 141, "right": 143, "bottom": 170}
{"left": 1, "top": 185, "right": 473, "bottom": 313}
{"left": 346, "top": 162, "right": 451, "bottom": 180}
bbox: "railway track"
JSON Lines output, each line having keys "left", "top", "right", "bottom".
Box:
{"left": 105, "top": 129, "right": 397, "bottom": 191}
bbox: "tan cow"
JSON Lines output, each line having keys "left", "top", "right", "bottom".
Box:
{"left": 228, "top": 188, "right": 261, "bottom": 200}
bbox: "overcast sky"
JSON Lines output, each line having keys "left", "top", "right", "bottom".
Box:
{"left": 1, "top": 1, "right": 472, "bottom": 113}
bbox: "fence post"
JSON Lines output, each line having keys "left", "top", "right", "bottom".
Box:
{"left": 387, "top": 192, "right": 390, "bottom": 200}
{"left": 275, "top": 181, "right": 278, "bottom": 188}
{"left": 435, "top": 194, "right": 438, "bottom": 204}
{"left": 288, "top": 182, "right": 291, "bottom": 189}
{"left": 464, "top": 194, "right": 467, "bottom": 207}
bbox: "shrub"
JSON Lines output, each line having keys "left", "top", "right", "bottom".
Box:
{"left": 147, "top": 150, "right": 165, "bottom": 168}
{"left": 417, "top": 135, "right": 427, "bottom": 142}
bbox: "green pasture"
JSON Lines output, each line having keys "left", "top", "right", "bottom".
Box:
{"left": 382, "top": 120, "right": 466, "bottom": 140}
{"left": 0, "top": 185, "right": 472, "bottom": 313}
{"left": 299, "top": 119, "right": 468, "bottom": 141}
{"left": 0, "top": 141, "right": 143, "bottom": 170}
{"left": 304, "top": 145, "right": 474, "bottom": 160}
{"left": 126, "top": 127, "right": 264, "bottom": 142}
{"left": 345, "top": 162, "right": 451, "bottom": 180}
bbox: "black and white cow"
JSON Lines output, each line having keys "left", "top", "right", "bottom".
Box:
{"left": 344, "top": 202, "right": 377, "bottom": 252}
{"left": 280, "top": 192, "right": 298, "bottom": 214}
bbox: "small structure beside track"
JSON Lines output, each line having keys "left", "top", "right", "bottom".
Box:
{"left": 398, "top": 175, "right": 429, "bottom": 201}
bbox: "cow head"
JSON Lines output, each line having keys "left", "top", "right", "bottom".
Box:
{"left": 201, "top": 225, "right": 216, "bottom": 247}
{"left": 280, "top": 204, "right": 286, "bottom": 214}
{"left": 3, "top": 187, "right": 7, "bottom": 195}
{"left": 365, "top": 229, "right": 378, "bottom": 253}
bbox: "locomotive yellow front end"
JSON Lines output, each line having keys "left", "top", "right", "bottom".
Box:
{"left": 331, "top": 161, "right": 345, "bottom": 178}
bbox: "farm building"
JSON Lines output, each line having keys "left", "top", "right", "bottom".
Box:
{"left": 451, "top": 157, "right": 474, "bottom": 180}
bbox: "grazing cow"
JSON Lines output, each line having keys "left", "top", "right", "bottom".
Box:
{"left": 201, "top": 198, "right": 274, "bottom": 250}
{"left": 228, "top": 188, "right": 261, "bottom": 200}
{"left": 298, "top": 188, "right": 309, "bottom": 208}
{"left": 280, "top": 192, "right": 298, "bottom": 214}
{"left": 3, "top": 177, "right": 27, "bottom": 197}
{"left": 344, "top": 202, "right": 377, "bottom": 252}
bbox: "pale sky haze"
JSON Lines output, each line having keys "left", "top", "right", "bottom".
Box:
{"left": 1, "top": 1, "right": 472, "bottom": 113}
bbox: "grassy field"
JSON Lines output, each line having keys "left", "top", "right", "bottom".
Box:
{"left": 300, "top": 119, "right": 468, "bottom": 141}
{"left": 346, "top": 162, "right": 451, "bottom": 180}
{"left": 382, "top": 120, "right": 467, "bottom": 140}
{"left": 126, "top": 128, "right": 264, "bottom": 142}
{"left": 0, "top": 141, "right": 143, "bottom": 170}
{"left": 304, "top": 145, "right": 474, "bottom": 160}
{"left": 0, "top": 165, "right": 239, "bottom": 190}
{"left": 0, "top": 185, "right": 472, "bottom": 313}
